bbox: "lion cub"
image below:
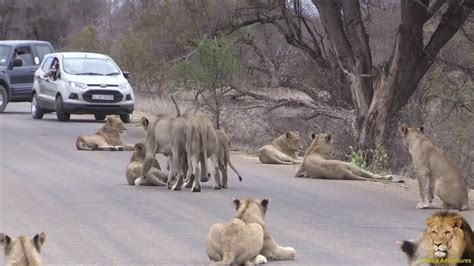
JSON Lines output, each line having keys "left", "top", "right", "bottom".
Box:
{"left": 127, "top": 141, "right": 168, "bottom": 186}
{"left": 258, "top": 131, "right": 303, "bottom": 164}
{"left": 0, "top": 232, "right": 46, "bottom": 266}
{"left": 399, "top": 125, "right": 469, "bottom": 210}
{"left": 206, "top": 198, "right": 296, "bottom": 265}
{"left": 296, "top": 133, "right": 396, "bottom": 182}
{"left": 397, "top": 211, "right": 474, "bottom": 266}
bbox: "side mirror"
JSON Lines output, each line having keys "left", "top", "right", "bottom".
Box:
{"left": 122, "top": 71, "right": 130, "bottom": 79}
{"left": 13, "top": 58, "right": 23, "bottom": 67}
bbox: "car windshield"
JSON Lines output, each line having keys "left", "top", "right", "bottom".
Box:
{"left": 0, "top": 46, "right": 12, "bottom": 66}
{"left": 63, "top": 58, "right": 121, "bottom": 76}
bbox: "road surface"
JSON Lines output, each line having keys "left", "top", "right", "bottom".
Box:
{"left": 1, "top": 102, "right": 473, "bottom": 265}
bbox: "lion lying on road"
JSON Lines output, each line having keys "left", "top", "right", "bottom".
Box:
{"left": 207, "top": 198, "right": 296, "bottom": 265}
{"left": 126, "top": 141, "right": 168, "bottom": 186}
{"left": 397, "top": 211, "right": 474, "bottom": 266}
{"left": 76, "top": 116, "right": 134, "bottom": 151}
{"left": 0, "top": 232, "right": 46, "bottom": 266}
{"left": 258, "top": 131, "right": 303, "bottom": 164}
{"left": 399, "top": 125, "right": 469, "bottom": 210}
{"left": 295, "top": 133, "right": 399, "bottom": 182}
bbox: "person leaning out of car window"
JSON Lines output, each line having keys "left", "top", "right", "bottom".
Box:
{"left": 44, "top": 58, "right": 59, "bottom": 80}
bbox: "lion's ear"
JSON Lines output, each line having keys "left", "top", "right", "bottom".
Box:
{"left": 325, "top": 134, "right": 332, "bottom": 143}
{"left": 33, "top": 232, "right": 46, "bottom": 247}
{"left": 233, "top": 198, "right": 240, "bottom": 210}
{"left": 285, "top": 131, "right": 291, "bottom": 138}
{"left": 0, "top": 233, "right": 11, "bottom": 246}
{"left": 419, "top": 126, "right": 424, "bottom": 134}
{"left": 451, "top": 217, "right": 463, "bottom": 228}
{"left": 261, "top": 198, "right": 270, "bottom": 212}
{"left": 311, "top": 133, "right": 316, "bottom": 140}
{"left": 399, "top": 124, "right": 408, "bottom": 137}
{"left": 134, "top": 143, "right": 142, "bottom": 150}
{"left": 426, "top": 217, "right": 434, "bottom": 228}
{"left": 141, "top": 117, "right": 149, "bottom": 130}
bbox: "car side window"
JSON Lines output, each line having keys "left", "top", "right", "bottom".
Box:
{"left": 34, "top": 45, "right": 54, "bottom": 64}
{"left": 41, "top": 57, "right": 54, "bottom": 72}
{"left": 14, "top": 46, "right": 34, "bottom": 66}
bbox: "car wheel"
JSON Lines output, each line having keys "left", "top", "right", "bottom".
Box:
{"left": 56, "top": 96, "right": 70, "bottom": 122}
{"left": 120, "top": 113, "right": 132, "bottom": 123}
{"left": 94, "top": 114, "right": 106, "bottom": 121}
{"left": 31, "top": 93, "right": 44, "bottom": 119}
{"left": 0, "top": 85, "right": 8, "bottom": 113}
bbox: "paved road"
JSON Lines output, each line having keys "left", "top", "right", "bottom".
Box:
{"left": 1, "top": 103, "right": 473, "bottom": 265}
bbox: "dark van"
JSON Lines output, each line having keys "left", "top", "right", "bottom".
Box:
{"left": 0, "top": 40, "right": 54, "bottom": 112}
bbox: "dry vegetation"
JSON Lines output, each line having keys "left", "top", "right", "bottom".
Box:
{"left": 2, "top": 0, "right": 472, "bottom": 185}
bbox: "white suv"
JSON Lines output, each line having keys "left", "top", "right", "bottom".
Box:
{"left": 31, "top": 52, "right": 134, "bottom": 122}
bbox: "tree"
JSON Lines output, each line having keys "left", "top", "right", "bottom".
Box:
{"left": 230, "top": 0, "right": 473, "bottom": 150}
{"left": 173, "top": 36, "right": 239, "bottom": 129}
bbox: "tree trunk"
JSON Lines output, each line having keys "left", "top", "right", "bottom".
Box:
{"left": 357, "top": 0, "right": 472, "bottom": 149}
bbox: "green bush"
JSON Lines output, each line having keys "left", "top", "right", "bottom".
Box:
{"left": 347, "top": 145, "right": 389, "bottom": 174}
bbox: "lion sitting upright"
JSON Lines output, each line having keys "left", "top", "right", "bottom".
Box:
{"left": 126, "top": 141, "right": 168, "bottom": 186}
{"left": 206, "top": 198, "right": 296, "bottom": 265}
{"left": 295, "top": 133, "right": 398, "bottom": 182}
{"left": 397, "top": 211, "right": 474, "bottom": 266}
{"left": 76, "top": 116, "right": 134, "bottom": 151}
{"left": 399, "top": 125, "right": 469, "bottom": 210}
{"left": 0, "top": 232, "right": 46, "bottom": 266}
{"left": 258, "top": 131, "right": 303, "bottom": 164}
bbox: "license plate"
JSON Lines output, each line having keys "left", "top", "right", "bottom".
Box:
{"left": 92, "top": 94, "right": 114, "bottom": 100}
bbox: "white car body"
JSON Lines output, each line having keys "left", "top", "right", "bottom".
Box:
{"left": 31, "top": 52, "right": 134, "bottom": 122}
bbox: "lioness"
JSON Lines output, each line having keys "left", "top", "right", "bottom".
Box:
{"left": 399, "top": 125, "right": 469, "bottom": 210}
{"left": 259, "top": 131, "right": 303, "bottom": 164}
{"left": 76, "top": 116, "right": 134, "bottom": 151}
{"left": 126, "top": 141, "right": 168, "bottom": 186}
{"left": 207, "top": 198, "right": 295, "bottom": 265}
{"left": 0, "top": 232, "right": 46, "bottom": 266}
{"left": 216, "top": 129, "right": 243, "bottom": 188}
{"left": 397, "top": 211, "right": 474, "bottom": 266}
{"left": 296, "top": 133, "right": 398, "bottom": 182}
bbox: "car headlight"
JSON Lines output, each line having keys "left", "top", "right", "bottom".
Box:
{"left": 68, "top": 81, "right": 87, "bottom": 90}
{"left": 118, "top": 82, "right": 132, "bottom": 91}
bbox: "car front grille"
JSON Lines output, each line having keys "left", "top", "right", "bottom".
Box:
{"left": 82, "top": 89, "right": 123, "bottom": 103}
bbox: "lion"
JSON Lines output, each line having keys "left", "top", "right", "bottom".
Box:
{"left": 258, "top": 131, "right": 303, "bottom": 164}
{"left": 215, "top": 129, "right": 243, "bottom": 188}
{"left": 126, "top": 141, "right": 168, "bottom": 186}
{"left": 399, "top": 125, "right": 469, "bottom": 210}
{"left": 76, "top": 116, "right": 134, "bottom": 151}
{"left": 397, "top": 211, "right": 474, "bottom": 266}
{"left": 0, "top": 232, "right": 46, "bottom": 266}
{"left": 295, "top": 133, "right": 400, "bottom": 182}
{"left": 184, "top": 129, "right": 243, "bottom": 189}
{"left": 207, "top": 198, "right": 295, "bottom": 265}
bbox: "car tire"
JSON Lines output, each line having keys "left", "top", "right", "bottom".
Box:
{"left": 94, "top": 114, "right": 106, "bottom": 121}
{"left": 120, "top": 113, "right": 132, "bottom": 123}
{"left": 0, "top": 85, "right": 8, "bottom": 113}
{"left": 56, "top": 96, "right": 70, "bottom": 122}
{"left": 31, "top": 93, "right": 44, "bottom": 119}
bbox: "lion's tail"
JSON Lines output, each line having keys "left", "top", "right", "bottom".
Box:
{"left": 226, "top": 139, "right": 242, "bottom": 182}
{"left": 200, "top": 124, "right": 210, "bottom": 178}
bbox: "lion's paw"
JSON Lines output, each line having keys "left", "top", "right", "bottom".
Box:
{"left": 254, "top": 255, "right": 267, "bottom": 264}
{"left": 286, "top": 247, "right": 296, "bottom": 259}
{"left": 134, "top": 178, "right": 143, "bottom": 186}
{"left": 416, "top": 202, "right": 429, "bottom": 209}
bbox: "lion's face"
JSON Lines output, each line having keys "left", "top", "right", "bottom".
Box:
{"left": 106, "top": 117, "right": 127, "bottom": 133}
{"left": 284, "top": 131, "right": 303, "bottom": 152}
{"left": 426, "top": 214, "right": 464, "bottom": 258}
{"left": 308, "top": 133, "right": 332, "bottom": 156}
{"left": 399, "top": 125, "right": 424, "bottom": 150}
